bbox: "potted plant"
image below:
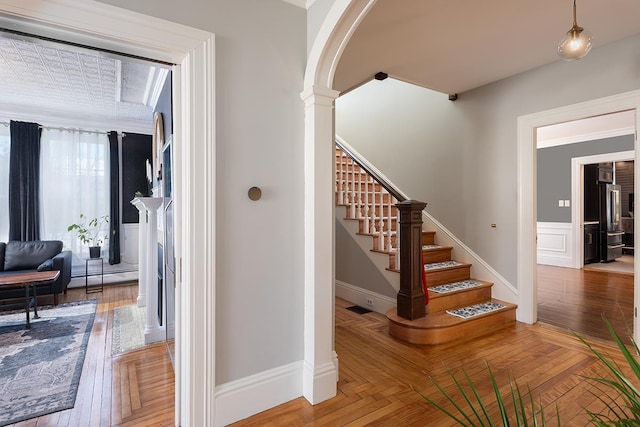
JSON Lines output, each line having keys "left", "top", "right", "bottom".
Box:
{"left": 67, "top": 214, "right": 109, "bottom": 258}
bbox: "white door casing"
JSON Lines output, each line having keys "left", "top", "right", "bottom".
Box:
{"left": 518, "top": 90, "right": 640, "bottom": 343}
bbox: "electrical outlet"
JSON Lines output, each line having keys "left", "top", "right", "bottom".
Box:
{"left": 366, "top": 298, "right": 374, "bottom": 306}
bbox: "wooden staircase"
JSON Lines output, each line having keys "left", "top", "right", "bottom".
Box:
{"left": 335, "top": 145, "right": 516, "bottom": 345}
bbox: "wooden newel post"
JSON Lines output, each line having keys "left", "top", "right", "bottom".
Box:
{"left": 396, "top": 200, "right": 427, "bottom": 320}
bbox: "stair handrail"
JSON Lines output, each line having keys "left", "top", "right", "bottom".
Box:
{"left": 335, "top": 139, "right": 406, "bottom": 203}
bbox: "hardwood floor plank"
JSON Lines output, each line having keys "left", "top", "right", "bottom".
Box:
{"left": 232, "top": 297, "right": 633, "bottom": 426}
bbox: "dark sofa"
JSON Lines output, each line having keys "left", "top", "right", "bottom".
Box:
{"left": 0, "top": 241, "right": 72, "bottom": 305}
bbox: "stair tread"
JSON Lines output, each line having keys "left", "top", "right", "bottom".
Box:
{"left": 387, "top": 299, "right": 516, "bottom": 329}
{"left": 422, "top": 244, "right": 452, "bottom": 251}
{"left": 428, "top": 279, "right": 492, "bottom": 295}
{"left": 424, "top": 261, "right": 471, "bottom": 271}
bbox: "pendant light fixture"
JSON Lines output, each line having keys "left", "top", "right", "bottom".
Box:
{"left": 557, "top": 0, "right": 593, "bottom": 61}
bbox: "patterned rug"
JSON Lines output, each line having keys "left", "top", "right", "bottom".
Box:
{"left": 112, "top": 304, "right": 146, "bottom": 355}
{"left": 424, "top": 261, "right": 462, "bottom": 271}
{"left": 0, "top": 299, "right": 96, "bottom": 426}
{"left": 446, "top": 301, "right": 506, "bottom": 319}
{"left": 429, "top": 280, "right": 484, "bottom": 294}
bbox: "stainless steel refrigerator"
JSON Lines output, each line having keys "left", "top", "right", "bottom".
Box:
{"left": 599, "top": 183, "right": 624, "bottom": 262}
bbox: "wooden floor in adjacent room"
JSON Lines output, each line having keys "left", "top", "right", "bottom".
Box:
{"left": 7, "top": 283, "right": 175, "bottom": 427}
{"left": 232, "top": 298, "right": 633, "bottom": 426}
{"left": 537, "top": 263, "right": 634, "bottom": 345}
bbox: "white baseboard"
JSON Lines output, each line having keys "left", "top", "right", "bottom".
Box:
{"left": 144, "top": 326, "right": 166, "bottom": 344}
{"left": 215, "top": 362, "right": 303, "bottom": 426}
{"left": 537, "top": 222, "right": 574, "bottom": 268}
{"left": 335, "top": 280, "right": 396, "bottom": 315}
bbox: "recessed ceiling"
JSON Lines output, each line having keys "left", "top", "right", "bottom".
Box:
{"left": 334, "top": 0, "right": 640, "bottom": 95}
{"left": 0, "top": 34, "right": 168, "bottom": 131}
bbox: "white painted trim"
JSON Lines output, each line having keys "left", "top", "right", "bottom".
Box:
{"left": 335, "top": 280, "right": 396, "bottom": 315}
{"left": 214, "top": 362, "right": 303, "bottom": 426}
{"left": 537, "top": 126, "right": 635, "bottom": 149}
{"left": 570, "top": 151, "right": 634, "bottom": 269}
{"left": 537, "top": 222, "right": 573, "bottom": 268}
{"left": 0, "top": 2, "right": 216, "bottom": 425}
{"left": 281, "top": 0, "right": 307, "bottom": 8}
{"left": 517, "top": 90, "right": 640, "bottom": 335}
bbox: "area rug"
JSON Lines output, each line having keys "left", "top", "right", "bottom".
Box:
{"left": 112, "top": 304, "right": 146, "bottom": 355}
{"left": 0, "top": 299, "right": 96, "bottom": 426}
{"left": 430, "top": 280, "right": 483, "bottom": 294}
{"left": 446, "top": 301, "right": 506, "bottom": 319}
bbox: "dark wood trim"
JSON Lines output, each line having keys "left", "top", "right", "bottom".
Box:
{"left": 396, "top": 200, "right": 427, "bottom": 319}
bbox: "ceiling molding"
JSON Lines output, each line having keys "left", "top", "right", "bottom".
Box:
{"left": 537, "top": 126, "right": 635, "bottom": 149}
{"left": 281, "top": 0, "right": 307, "bottom": 9}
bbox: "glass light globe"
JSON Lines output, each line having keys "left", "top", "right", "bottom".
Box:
{"left": 558, "top": 26, "right": 593, "bottom": 61}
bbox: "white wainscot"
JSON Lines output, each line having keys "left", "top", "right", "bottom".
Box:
{"left": 537, "top": 222, "right": 574, "bottom": 268}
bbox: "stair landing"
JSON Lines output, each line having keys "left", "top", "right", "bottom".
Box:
{"left": 387, "top": 299, "right": 516, "bottom": 345}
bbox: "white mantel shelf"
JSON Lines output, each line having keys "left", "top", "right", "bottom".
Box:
{"left": 131, "top": 197, "right": 164, "bottom": 344}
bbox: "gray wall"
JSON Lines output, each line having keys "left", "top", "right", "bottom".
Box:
{"left": 97, "top": 0, "right": 306, "bottom": 385}
{"left": 307, "top": 0, "right": 335, "bottom": 54}
{"left": 537, "top": 136, "right": 634, "bottom": 223}
{"left": 335, "top": 220, "right": 396, "bottom": 298}
{"left": 336, "top": 33, "right": 640, "bottom": 287}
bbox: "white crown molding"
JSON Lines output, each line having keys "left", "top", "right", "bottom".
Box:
{"left": 281, "top": 0, "right": 307, "bottom": 9}
{"left": 537, "top": 126, "right": 635, "bottom": 149}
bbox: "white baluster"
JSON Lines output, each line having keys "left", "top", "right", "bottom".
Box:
{"left": 378, "top": 189, "right": 387, "bottom": 250}
{"left": 386, "top": 194, "right": 393, "bottom": 252}
{"left": 394, "top": 200, "right": 400, "bottom": 266}
{"left": 348, "top": 157, "right": 356, "bottom": 218}
{"left": 355, "top": 166, "right": 362, "bottom": 219}
{"left": 363, "top": 176, "right": 369, "bottom": 233}
{"left": 370, "top": 186, "right": 378, "bottom": 234}
{"left": 336, "top": 150, "right": 343, "bottom": 205}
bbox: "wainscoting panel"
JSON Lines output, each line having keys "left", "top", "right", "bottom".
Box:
{"left": 537, "top": 222, "right": 574, "bottom": 268}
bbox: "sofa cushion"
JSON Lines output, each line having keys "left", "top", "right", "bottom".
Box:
{"left": 4, "top": 241, "right": 63, "bottom": 271}
{"left": 37, "top": 259, "right": 54, "bottom": 271}
{"left": 0, "top": 242, "right": 5, "bottom": 271}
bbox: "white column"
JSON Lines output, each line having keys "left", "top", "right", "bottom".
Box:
{"left": 131, "top": 196, "right": 165, "bottom": 344}
{"left": 301, "top": 86, "right": 339, "bottom": 404}
{"left": 131, "top": 199, "right": 149, "bottom": 308}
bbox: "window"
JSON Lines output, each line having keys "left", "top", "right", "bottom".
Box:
{"left": 39, "top": 129, "right": 109, "bottom": 264}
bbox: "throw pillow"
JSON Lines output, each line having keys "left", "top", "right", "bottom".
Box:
{"left": 37, "top": 259, "right": 54, "bottom": 271}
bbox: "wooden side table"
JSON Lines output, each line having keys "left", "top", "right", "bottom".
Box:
{"left": 85, "top": 257, "right": 104, "bottom": 294}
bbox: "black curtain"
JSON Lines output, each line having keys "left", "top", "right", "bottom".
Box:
{"left": 108, "top": 131, "right": 121, "bottom": 265}
{"left": 8, "top": 121, "right": 40, "bottom": 241}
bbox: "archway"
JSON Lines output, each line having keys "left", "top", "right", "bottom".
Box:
{"left": 301, "top": 0, "right": 377, "bottom": 404}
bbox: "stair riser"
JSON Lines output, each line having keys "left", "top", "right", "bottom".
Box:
{"left": 422, "top": 232, "right": 435, "bottom": 245}
{"left": 423, "top": 248, "right": 452, "bottom": 264}
{"left": 389, "top": 308, "right": 516, "bottom": 345}
{"left": 427, "top": 287, "right": 492, "bottom": 312}
{"left": 425, "top": 266, "right": 471, "bottom": 286}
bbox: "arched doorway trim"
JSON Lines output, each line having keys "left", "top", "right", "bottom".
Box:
{"left": 301, "top": 0, "right": 377, "bottom": 404}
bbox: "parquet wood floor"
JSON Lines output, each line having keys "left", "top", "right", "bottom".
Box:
{"left": 233, "top": 298, "right": 633, "bottom": 426}
{"left": 6, "top": 282, "right": 175, "bottom": 427}
{"left": 6, "top": 275, "right": 634, "bottom": 426}
{"left": 537, "top": 264, "right": 634, "bottom": 345}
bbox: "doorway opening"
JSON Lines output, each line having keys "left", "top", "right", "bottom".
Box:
{"left": 517, "top": 93, "right": 640, "bottom": 345}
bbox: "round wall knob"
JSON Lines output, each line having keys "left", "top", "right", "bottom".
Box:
{"left": 248, "top": 186, "right": 262, "bottom": 201}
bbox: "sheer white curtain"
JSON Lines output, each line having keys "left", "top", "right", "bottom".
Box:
{"left": 0, "top": 125, "right": 9, "bottom": 242}
{"left": 40, "top": 129, "right": 110, "bottom": 265}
